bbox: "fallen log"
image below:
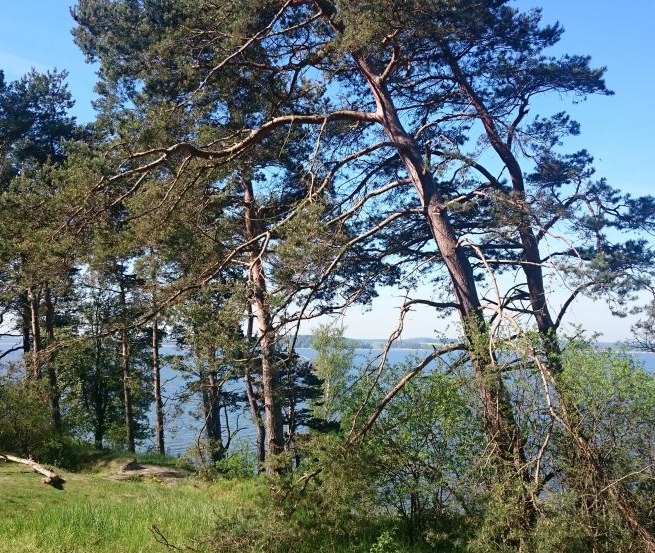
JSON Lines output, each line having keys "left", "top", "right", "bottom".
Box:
{"left": 0, "top": 454, "right": 65, "bottom": 488}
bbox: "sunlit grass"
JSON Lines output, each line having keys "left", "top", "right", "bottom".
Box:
{"left": 0, "top": 462, "right": 261, "bottom": 553}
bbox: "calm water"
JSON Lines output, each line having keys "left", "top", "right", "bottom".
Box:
{"left": 153, "top": 346, "right": 432, "bottom": 456}
{"left": 2, "top": 337, "right": 655, "bottom": 457}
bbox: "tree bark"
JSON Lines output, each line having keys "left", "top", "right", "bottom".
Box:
{"left": 243, "top": 178, "right": 284, "bottom": 467}
{"left": 152, "top": 315, "right": 165, "bottom": 456}
{"left": 20, "top": 292, "right": 31, "bottom": 354}
{"left": 118, "top": 278, "right": 135, "bottom": 453}
{"left": 244, "top": 365, "right": 266, "bottom": 467}
{"left": 199, "top": 348, "right": 225, "bottom": 462}
{"left": 244, "top": 305, "right": 266, "bottom": 466}
{"left": 44, "top": 285, "right": 61, "bottom": 430}
{"left": 0, "top": 454, "right": 65, "bottom": 488}
{"left": 28, "top": 286, "right": 42, "bottom": 379}
{"left": 93, "top": 331, "right": 107, "bottom": 449}
{"left": 121, "top": 328, "right": 135, "bottom": 452}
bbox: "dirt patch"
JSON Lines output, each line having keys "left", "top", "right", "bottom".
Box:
{"left": 110, "top": 459, "right": 190, "bottom": 482}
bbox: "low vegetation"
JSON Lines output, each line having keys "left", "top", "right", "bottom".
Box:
{"left": 0, "top": 458, "right": 249, "bottom": 553}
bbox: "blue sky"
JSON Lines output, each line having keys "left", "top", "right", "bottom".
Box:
{"left": 0, "top": 2, "right": 97, "bottom": 118}
{"left": 1, "top": 1, "right": 653, "bottom": 340}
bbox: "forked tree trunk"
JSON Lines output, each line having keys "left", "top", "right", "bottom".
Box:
{"left": 28, "top": 285, "right": 63, "bottom": 431}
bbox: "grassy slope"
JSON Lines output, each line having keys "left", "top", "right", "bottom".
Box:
{"left": 0, "top": 461, "right": 258, "bottom": 553}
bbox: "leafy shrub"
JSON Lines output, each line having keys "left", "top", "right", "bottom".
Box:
{"left": 0, "top": 372, "right": 53, "bottom": 458}
{"left": 214, "top": 440, "right": 258, "bottom": 479}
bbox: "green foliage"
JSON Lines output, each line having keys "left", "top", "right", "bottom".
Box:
{"left": 369, "top": 530, "right": 401, "bottom": 553}
{"left": 196, "top": 440, "right": 258, "bottom": 481}
{"left": 4, "top": 0, "right": 655, "bottom": 551}
{"left": 556, "top": 343, "right": 655, "bottom": 545}
{"left": 0, "top": 372, "right": 53, "bottom": 458}
{"left": 0, "top": 371, "right": 97, "bottom": 468}
{"left": 310, "top": 325, "right": 353, "bottom": 423}
{"left": 558, "top": 343, "right": 655, "bottom": 474}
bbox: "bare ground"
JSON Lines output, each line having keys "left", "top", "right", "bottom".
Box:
{"left": 109, "top": 459, "right": 191, "bottom": 482}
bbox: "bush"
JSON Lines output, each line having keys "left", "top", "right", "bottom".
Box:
{"left": 0, "top": 373, "right": 53, "bottom": 458}
{"left": 214, "top": 440, "right": 258, "bottom": 479}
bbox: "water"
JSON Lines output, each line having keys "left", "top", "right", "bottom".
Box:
{"left": 166, "top": 348, "right": 655, "bottom": 456}
{"left": 152, "top": 346, "right": 436, "bottom": 456}
{"left": 3, "top": 337, "right": 655, "bottom": 457}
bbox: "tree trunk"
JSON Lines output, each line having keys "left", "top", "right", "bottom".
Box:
{"left": 152, "top": 316, "right": 165, "bottom": 456}
{"left": 93, "top": 333, "right": 106, "bottom": 450}
{"left": 118, "top": 280, "right": 135, "bottom": 453}
{"left": 121, "top": 329, "right": 135, "bottom": 453}
{"left": 442, "top": 43, "right": 655, "bottom": 547}
{"left": 199, "top": 347, "right": 225, "bottom": 463}
{"left": 243, "top": 178, "right": 284, "bottom": 468}
{"left": 0, "top": 454, "right": 65, "bottom": 488}
{"left": 44, "top": 285, "right": 61, "bottom": 430}
{"left": 244, "top": 306, "right": 266, "bottom": 467}
{"left": 244, "top": 366, "right": 266, "bottom": 467}
{"left": 353, "top": 54, "right": 526, "bottom": 472}
{"left": 201, "top": 367, "right": 224, "bottom": 463}
{"left": 28, "top": 286, "right": 42, "bottom": 379}
{"left": 20, "top": 293, "right": 31, "bottom": 354}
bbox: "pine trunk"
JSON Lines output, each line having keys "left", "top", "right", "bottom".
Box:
{"left": 20, "top": 293, "right": 31, "bottom": 354}
{"left": 28, "top": 286, "right": 42, "bottom": 379}
{"left": 152, "top": 316, "right": 165, "bottom": 456}
{"left": 354, "top": 56, "right": 527, "bottom": 473}
{"left": 243, "top": 179, "right": 284, "bottom": 467}
{"left": 44, "top": 286, "right": 61, "bottom": 430}
{"left": 201, "top": 365, "right": 224, "bottom": 462}
{"left": 444, "top": 44, "right": 655, "bottom": 546}
{"left": 118, "top": 280, "right": 135, "bottom": 453}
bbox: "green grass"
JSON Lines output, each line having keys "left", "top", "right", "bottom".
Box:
{"left": 0, "top": 461, "right": 261, "bottom": 553}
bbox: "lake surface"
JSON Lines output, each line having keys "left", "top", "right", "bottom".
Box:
{"left": 153, "top": 346, "right": 433, "bottom": 456}
{"left": 2, "top": 338, "right": 655, "bottom": 457}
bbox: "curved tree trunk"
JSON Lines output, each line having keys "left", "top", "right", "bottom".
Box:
{"left": 352, "top": 52, "right": 526, "bottom": 474}
{"left": 442, "top": 42, "right": 655, "bottom": 549}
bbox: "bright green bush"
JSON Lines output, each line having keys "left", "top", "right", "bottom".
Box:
{"left": 0, "top": 373, "right": 53, "bottom": 458}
